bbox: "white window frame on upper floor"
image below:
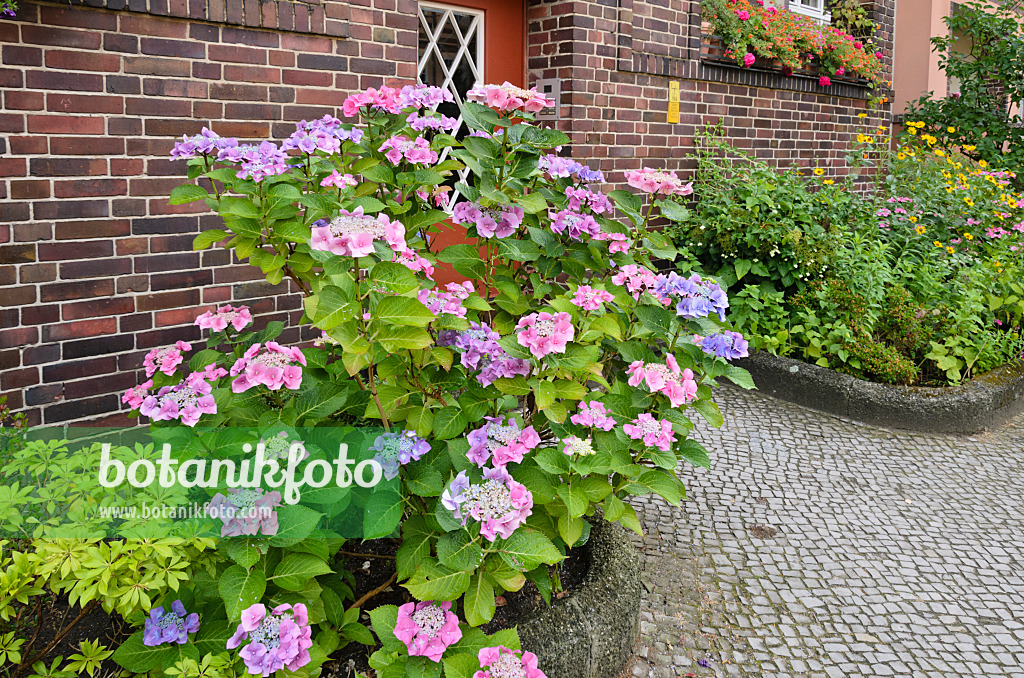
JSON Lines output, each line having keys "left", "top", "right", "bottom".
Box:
{"left": 787, "top": 0, "right": 832, "bottom": 24}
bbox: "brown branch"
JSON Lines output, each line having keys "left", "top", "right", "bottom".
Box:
{"left": 337, "top": 551, "right": 396, "bottom": 560}
{"left": 14, "top": 600, "right": 101, "bottom": 678}
{"left": 346, "top": 572, "right": 398, "bottom": 611}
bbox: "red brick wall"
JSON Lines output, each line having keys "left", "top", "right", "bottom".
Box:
{"left": 526, "top": 0, "right": 896, "bottom": 183}
{"left": 0, "top": 0, "right": 419, "bottom": 425}
{"left": 1, "top": 0, "right": 896, "bottom": 426}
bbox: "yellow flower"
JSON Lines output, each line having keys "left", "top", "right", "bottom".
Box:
{"left": 979, "top": 159, "right": 988, "bottom": 168}
{"left": 909, "top": 216, "right": 919, "bottom": 223}
{"left": 908, "top": 128, "right": 918, "bottom": 135}
{"left": 947, "top": 127, "right": 956, "bottom": 133}
{"left": 964, "top": 145, "right": 977, "bottom": 151}
{"left": 915, "top": 225, "right": 926, "bottom": 235}
{"left": 814, "top": 168, "right": 825, "bottom": 176}
{"left": 946, "top": 246, "right": 955, "bottom": 254}
{"left": 933, "top": 241, "right": 943, "bottom": 247}
{"left": 858, "top": 113, "right": 868, "bottom": 118}
{"left": 936, "top": 149, "right": 945, "bottom": 157}
{"left": 964, "top": 233, "right": 974, "bottom": 240}
{"left": 965, "top": 198, "right": 974, "bottom": 206}
{"left": 897, "top": 153, "right": 906, "bottom": 160}
{"left": 823, "top": 179, "right": 834, "bottom": 185}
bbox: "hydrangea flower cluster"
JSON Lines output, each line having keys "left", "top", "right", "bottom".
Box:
{"left": 321, "top": 170, "right": 358, "bottom": 188}
{"left": 218, "top": 141, "right": 291, "bottom": 181}
{"left": 394, "top": 601, "right": 462, "bottom": 662}
{"left": 397, "top": 84, "right": 453, "bottom": 110}
{"left": 292, "top": 114, "right": 365, "bottom": 146}
{"left": 467, "top": 82, "right": 554, "bottom": 113}
{"left": 441, "top": 467, "right": 533, "bottom": 541}
{"left": 452, "top": 201, "right": 526, "bottom": 238}
{"left": 694, "top": 331, "right": 750, "bottom": 361}
{"left": 122, "top": 380, "right": 153, "bottom": 409}
{"left": 611, "top": 265, "right": 657, "bottom": 300}
{"left": 473, "top": 646, "right": 547, "bottom": 678}
{"left": 538, "top": 154, "right": 605, "bottom": 183}
{"left": 549, "top": 209, "right": 601, "bottom": 240}
{"left": 561, "top": 436, "right": 596, "bottom": 457}
{"left": 370, "top": 430, "right": 431, "bottom": 480}
{"left": 143, "top": 600, "right": 200, "bottom": 646}
{"left": 342, "top": 85, "right": 404, "bottom": 117}
{"left": 138, "top": 374, "right": 217, "bottom": 427}
{"left": 194, "top": 305, "right": 253, "bottom": 333}
{"left": 570, "top": 285, "right": 615, "bottom": 311}
{"left": 394, "top": 247, "right": 436, "bottom": 278}
{"left": 259, "top": 431, "right": 308, "bottom": 462}
{"left": 515, "top": 312, "right": 574, "bottom": 359}
{"left": 623, "top": 413, "right": 677, "bottom": 452}
{"left": 379, "top": 135, "right": 439, "bottom": 166}
{"left": 437, "top": 323, "right": 532, "bottom": 387}
{"left": 653, "top": 273, "right": 729, "bottom": 321}
{"left": 564, "top": 186, "right": 613, "bottom": 214}
{"left": 570, "top": 401, "right": 616, "bottom": 431}
{"left": 407, "top": 112, "right": 460, "bottom": 133}
{"left": 418, "top": 281, "right": 475, "bottom": 318}
{"left": 624, "top": 168, "right": 694, "bottom": 196}
{"left": 310, "top": 206, "right": 407, "bottom": 258}
{"left": 170, "top": 127, "right": 227, "bottom": 159}
{"left": 467, "top": 416, "right": 541, "bottom": 467}
{"left": 143, "top": 341, "right": 191, "bottom": 377}
{"left": 230, "top": 342, "right": 306, "bottom": 393}
{"left": 227, "top": 603, "right": 313, "bottom": 677}
{"left": 595, "top": 230, "right": 631, "bottom": 253}
{"left": 208, "top": 488, "right": 282, "bottom": 537}
{"left": 627, "top": 355, "right": 699, "bottom": 407}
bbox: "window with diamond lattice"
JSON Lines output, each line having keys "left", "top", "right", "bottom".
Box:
{"left": 418, "top": 2, "right": 484, "bottom": 205}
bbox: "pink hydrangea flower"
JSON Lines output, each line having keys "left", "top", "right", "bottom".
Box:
{"left": 394, "top": 248, "right": 435, "bottom": 279}
{"left": 561, "top": 436, "right": 596, "bottom": 457}
{"left": 466, "top": 82, "right": 554, "bottom": 113}
{"left": 143, "top": 341, "right": 191, "bottom": 378}
{"left": 379, "top": 134, "right": 439, "bottom": 166}
{"left": 467, "top": 416, "right": 541, "bottom": 467}
{"left": 442, "top": 467, "right": 533, "bottom": 541}
{"left": 418, "top": 281, "right": 474, "bottom": 318}
{"left": 611, "top": 264, "right": 657, "bottom": 300}
{"left": 321, "top": 170, "right": 357, "bottom": 188}
{"left": 452, "top": 201, "right": 525, "bottom": 238}
{"left": 549, "top": 209, "right": 601, "bottom": 240}
{"left": 209, "top": 488, "right": 282, "bottom": 537}
{"left": 570, "top": 401, "right": 616, "bottom": 431}
{"left": 227, "top": 603, "right": 313, "bottom": 677}
{"left": 564, "top": 186, "right": 613, "bottom": 214}
{"left": 570, "top": 285, "right": 615, "bottom": 311}
{"left": 595, "top": 231, "right": 631, "bottom": 253}
{"left": 743, "top": 53, "right": 755, "bottom": 68}
{"left": 623, "top": 413, "right": 676, "bottom": 452}
{"left": 394, "top": 601, "right": 462, "bottom": 662}
{"left": 122, "top": 380, "right": 152, "bottom": 409}
{"left": 624, "top": 168, "right": 693, "bottom": 196}
{"left": 310, "top": 206, "right": 407, "bottom": 258}
{"left": 474, "top": 646, "right": 547, "bottom": 678}
{"left": 195, "top": 305, "right": 253, "bottom": 332}
{"left": 138, "top": 374, "right": 217, "bottom": 426}
{"left": 229, "top": 342, "right": 306, "bottom": 393}
{"left": 515, "top": 312, "right": 574, "bottom": 359}
{"left": 626, "top": 355, "right": 698, "bottom": 407}
{"left": 819, "top": 76, "right": 832, "bottom": 87}
{"left": 341, "top": 85, "right": 402, "bottom": 117}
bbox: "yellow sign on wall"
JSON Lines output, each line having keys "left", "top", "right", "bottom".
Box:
{"left": 667, "top": 81, "right": 680, "bottom": 124}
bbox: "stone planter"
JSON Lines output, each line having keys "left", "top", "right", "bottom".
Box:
{"left": 735, "top": 350, "right": 1024, "bottom": 433}
{"left": 513, "top": 520, "right": 641, "bottom": 678}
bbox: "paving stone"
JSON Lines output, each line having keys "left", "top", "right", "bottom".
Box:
{"left": 627, "top": 388, "right": 1024, "bottom": 677}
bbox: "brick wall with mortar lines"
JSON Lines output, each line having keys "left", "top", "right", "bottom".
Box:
{"left": 0, "top": 0, "right": 421, "bottom": 426}
{"left": 526, "top": 0, "right": 895, "bottom": 183}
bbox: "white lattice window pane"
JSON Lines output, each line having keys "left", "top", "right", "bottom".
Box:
{"left": 418, "top": 2, "right": 485, "bottom": 207}
{"left": 789, "top": 0, "right": 831, "bottom": 24}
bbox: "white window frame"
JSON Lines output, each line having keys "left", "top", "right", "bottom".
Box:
{"left": 788, "top": 0, "right": 831, "bottom": 24}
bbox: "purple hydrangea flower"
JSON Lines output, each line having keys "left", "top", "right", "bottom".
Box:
{"left": 143, "top": 600, "right": 200, "bottom": 646}
{"left": 170, "top": 127, "right": 226, "bottom": 159}
{"left": 437, "top": 323, "right": 532, "bottom": 387}
{"left": 227, "top": 603, "right": 313, "bottom": 677}
{"left": 466, "top": 416, "right": 541, "bottom": 467}
{"left": 538, "top": 154, "right": 605, "bottom": 183}
{"left": 370, "top": 430, "right": 431, "bottom": 480}
{"left": 441, "top": 467, "right": 533, "bottom": 541}
{"left": 217, "top": 141, "right": 290, "bottom": 181}
{"left": 208, "top": 488, "right": 282, "bottom": 537}
{"left": 654, "top": 272, "right": 729, "bottom": 321}
{"left": 695, "top": 331, "right": 749, "bottom": 360}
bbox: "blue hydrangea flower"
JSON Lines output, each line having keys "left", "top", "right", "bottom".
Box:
{"left": 143, "top": 600, "right": 200, "bottom": 646}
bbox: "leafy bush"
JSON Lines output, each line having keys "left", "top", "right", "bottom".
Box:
{"left": 3, "top": 85, "right": 752, "bottom": 678}
{"left": 902, "top": 0, "right": 1024, "bottom": 181}
{"left": 665, "top": 129, "right": 1024, "bottom": 386}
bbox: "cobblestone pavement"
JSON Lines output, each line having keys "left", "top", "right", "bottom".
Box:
{"left": 629, "top": 387, "right": 1024, "bottom": 678}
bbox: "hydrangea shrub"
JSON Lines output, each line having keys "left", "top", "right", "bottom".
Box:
{"left": 111, "top": 83, "right": 753, "bottom": 677}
